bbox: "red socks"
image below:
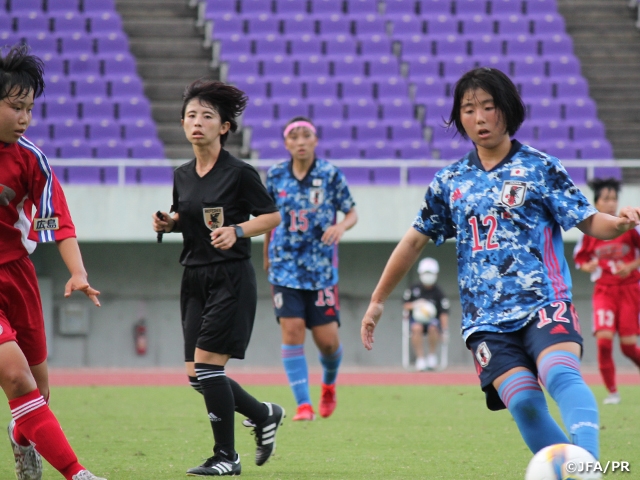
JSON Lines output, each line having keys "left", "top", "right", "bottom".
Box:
{"left": 597, "top": 337, "right": 616, "bottom": 394}
{"left": 9, "top": 390, "right": 84, "bottom": 480}
{"left": 620, "top": 343, "right": 640, "bottom": 369}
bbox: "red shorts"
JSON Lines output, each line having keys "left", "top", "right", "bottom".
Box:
{"left": 592, "top": 282, "right": 640, "bottom": 337}
{"left": 0, "top": 256, "right": 48, "bottom": 365}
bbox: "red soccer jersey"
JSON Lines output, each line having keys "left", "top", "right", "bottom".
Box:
{"left": 573, "top": 227, "right": 640, "bottom": 285}
{"left": 0, "top": 137, "right": 75, "bottom": 266}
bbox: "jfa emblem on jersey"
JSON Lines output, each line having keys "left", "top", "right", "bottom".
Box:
{"left": 309, "top": 188, "right": 324, "bottom": 207}
{"left": 273, "top": 292, "right": 283, "bottom": 309}
{"left": 500, "top": 181, "right": 527, "bottom": 207}
{"left": 475, "top": 342, "right": 491, "bottom": 367}
{"left": 203, "top": 207, "right": 224, "bottom": 231}
{"left": 33, "top": 217, "right": 59, "bottom": 231}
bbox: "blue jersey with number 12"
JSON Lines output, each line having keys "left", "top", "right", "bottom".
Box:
{"left": 413, "top": 141, "right": 597, "bottom": 341}
{"left": 267, "top": 158, "right": 355, "bottom": 290}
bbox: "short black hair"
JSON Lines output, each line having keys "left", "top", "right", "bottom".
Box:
{"left": 588, "top": 177, "right": 620, "bottom": 203}
{"left": 446, "top": 67, "right": 525, "bottom": 139}
{"left": 0, "top": 44, "right": 45, "bottom": 102}
{"left": 181, "top": 79, "right": 248, "bottom": 146}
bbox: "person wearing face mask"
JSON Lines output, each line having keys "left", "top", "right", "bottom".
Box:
{"left": 263, "top": 116, "right": 357, "bottom": 422}
{"left": 403, "top": 258, "right": 450, "bottom": 371}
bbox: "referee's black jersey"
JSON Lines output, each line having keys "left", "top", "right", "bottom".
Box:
{"left": 172, "top": 149, "right": 278, "bottom": 266}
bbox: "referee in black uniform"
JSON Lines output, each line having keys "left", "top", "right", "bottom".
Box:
{"left": 152, "top": 79, "right": 284, "bottom": 476}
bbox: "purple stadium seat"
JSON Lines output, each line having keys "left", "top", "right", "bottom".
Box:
{"left": 219, "top": 35, "right": 252, "bottom": 58}
{"left": 593, "top": 164, "right": 622, "bottom": 180}
{"left": 57, "top": 141, "right": 93, "bottom": 159}
{"left": 87, "top": 12, "right": 123, "bottom": 33}
{"left": 59, "top": 33, "right": 94, "bottom": 54}
{"left": 240, "top": 0, "right": 273, "bottom": 14}
{"left": 555, "top": 76, "right": 589, "bottom": 98}
{"left": 548, "top": 56, "right": 581, "bottom": 77}
{"left": 459, "top": 15, "right": 494, "bottom": 35}
{"left": 477, "top": 55, "right": 511, "bottom": 73}
{"left": 45, "top": 76, "right": 72, "bottom": 96}
{"left": 426, "top": 15, "right": 457, "bottom": 35}
{"left": 44, "top": 97, "right": 79, "bottom": 120}
{"left": 537, "top": 121, "right": 570, "bottom": 142}
{"left": 129, "top": 140, "right": 165, "bottom": 159}
{"left": 323, "top": 141, "right": 362, "bottom": 159}
{"left": 390, "top": 121, "right": 424, "bottom": 141}
{"left": 539, "top": 34, "right": 573, "bottom": 56}
{"left": 305, "top": 77, "right": 339, "bottom": 99}
{"left": 210, "top": 14, "right": 244, "bottom": 35}
{"left": 455, "top": 0, "right": 488, "bottom": 14}
{"left": 52, "top": 119, "right": 84, "bottom": 140}
{"left": 262, "top": 57, "right": 295, "bottom": 78}
{"left": 432, "top": 139, "right": 473, "bottom": 159}
{"left": 298, "top": 56, "right": 331, "bottom": 77}
{"left": 371, "top": 167, "right": 401, "bottom": 184}
{"left": 232, "top": 78, "right": 266, "bottom": 98}
{"left": 325, "top": 36, "right": 358, "bottom": 56}
{"left": 425, "top": 97, "right": 453, "bottom": 123}
{"left": 46, "top": 0, "right": 80, "bottom": 13}
{"left": 491, "top": 0, "right": 524, "bottom": 14}
{"left": 244, "top": 100, "right": 276, "bottom": 125}
{"left": 108, "top": 76, "right": 144, "bottom": 98}
{"left": 519, "top": 77, "right": 553, "bottom": 99}
{"left": 344, "top": 98, "right": 379, "bottom": 120}
{"left": 269, "top": 77, "right": 304, "bottom": 98}
{"left": 419, "top": 0, "right": 453, "bottom": 15}
{"left": 470, "top": 35, "right": 502, "bottom": 56}
{"left": 385, "top": 0, "right": 419, "bottom": 15}
{"left": 366, "top": 55, "right": 401, "bottom": 78}
{"left": 225, "top": 55, "right": 260, "bottom": 77}
{"left": 380, "top": 98, "right": 414, "bottom": 120}
{"left": 275, "top": 0, "right": 308, "bottom": 13}
{"left": 25, "top": 36, "right": 59, "bottom": 56}
{"left": 277, "top": 99, "right": 311, "bottom": 121}
{"left": 74, "top": 77, "right": 107, "bottom": 98}
{"left": 494, "top": 14, "right": 530, "bottom": 35}
{"left": 353, "top": 120, "right": 390, "bottom": 142}
{"left": 408, "top": 166, "right": 440, "bottom": 183}
{"left": 511, "top": 56, "right": 546, "bottom": 77}
{"left": 503, "top": 35, "right": 538, "bottom": 56}
{"left": 388, "top": 14, "right": 425, "bottom": 37}
{"left": 286, "top": 34, "right": 322, "bottom": 55}
{"left": 442, "top": 57, "right": 475, "bottom": 79}
{"left": 572, "top": 120, "right": 605, "bottom": 143}
{"left": 281, "top": 15, "right": 315, "bottom": 35}
{"left": 564, "top": 98, "right": 597, "bottom": 121}
{"left": 530, "top": 14, "right": 565, "bottom": 34}
{"left": 430, "top": 123, "right": 458, "bottom": 143}
{"left": 360, "top": 34, "right": 393, "bottom": 55}
{"left": 254, "top": 140, "right": 289, "bottom": 159}
{"left": 125, "top": 165, "right": 173, "bottom": 183}
{"left": 82, "top": 0, "right": 116, "bottom": 14}
{"left": 51, "top": 12, "right": 85, "bottom": 32}
{"left": 310, "top": 99, "right": 344, "bottom": 121}
{"left": 318, "top": 15, "right": 352, "bottom": 35}
{"left": 101, "top": 54, "right": 137, "bottom": 76}
{"left": 332, "top": 56, "right": 367, "bottom": 78}
{"left": 433, "top": 35, "right": 467, "bottom": 56}
{"left": 116, "top": 97, "right": 151, "bottom": 120}
{"left": 347, "top": 0, "right": 379, "bottom": 14}
{"left": 254, "top": 36, "right": 287, "bottom": 55}
{"left": 121, "top": 119, "right": 158, "bottom": 141}
{"left": 341, "top": 77, "right": 375, "bottom": 99}
{"left": 245, "top": 15, "right": 280, "bottom": 35}
{"left": 9, "top": 0, "right": 43, "bottom": 13}
{"left": 311, "top": 0, "right": 344, "bottom": 14}
{"left": 95, "top": 33, "right": 130, "bottom": 54}
{"left": 86, "top": 119, "right": 121, "bottom": 140}
{"left": 250, "top": 121, "right": 283, "bottom": 143}
{"left": 93, "top": 140, "right": 129, "bottom": 158}
{"left": 525, "top": 0, "right": 557, "bottom": 15}
{"left": 401, "top": 36, "right": 434, "bottom": 57}
{"left": 25, "top": 119, "right": 51, "bottom": 140}
{"left": 545, "top": 140, "right": 578, "bottom": 159}
{"left": 15, "top": 13, "right": 50, "bottom": 34}
{"left": 81, "top": 97, "right": 116, "bottom": 120}
{"left": 406, "top": 57, "right": 441, "bottom": 78}
{"left": 58, "top": 166, "right": 119, "bottom": 184}
{"left": 319, "top": 120, "right": 353, "bottom": 142}
{"left": 562, "top": 164, "right": 587, "bottom": 184}
{"left": 401, "top": 141, "right": 431, "bottom": 159}
{"left": 66, "top": 54, "right": 101, "bottom": 75}
{"left": 352, "top": 15, "right": 387, "bottom": 35}
{"left": 363, "top": 142, "right": 397, "bottom": 159}
{"left": 527, "top": 98, "right": 561, "bottom": 121}
{"left": 336, "top": 166, "right": 370, "bottom": 183}
{"left": 413, "top": 77, "right": 448, "bottom": 100}
{"left": 376, "top": 77, "right": 409, "bottom": 99}
{"left": 516, "top": 122, "right": 536, "bottom": 144}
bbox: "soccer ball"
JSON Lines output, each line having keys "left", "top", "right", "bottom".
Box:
{"left": 412, "top": 299, "right": 437, "bottom": 323}
{"left": 525, "top": 444, "right": 602, "bottom": 480}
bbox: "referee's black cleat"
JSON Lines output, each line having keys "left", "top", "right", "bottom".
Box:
{"left": 186, "top": 454, "right": 241, "bottom": 476}
{"left": 252, "top": 402, "right": 285, "bottom": 466}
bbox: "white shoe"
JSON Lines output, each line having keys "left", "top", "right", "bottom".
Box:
{"left": 603, "top": 392, "right": 621, "bottom": 405}
{"left": 426, "top": 354, "right": 438, "bottom": 371}
{"left": 415, "top": 357, "right": 428, "bottom": 371}
{"left": 7, "top": 419, "right": 42, "bottom": 480}
{"left": 72, "top": 470, "right": 107, "bottom": 480}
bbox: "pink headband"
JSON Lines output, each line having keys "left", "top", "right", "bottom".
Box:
{"left": 283, "top": 121, "right": 316, "bottom": 138}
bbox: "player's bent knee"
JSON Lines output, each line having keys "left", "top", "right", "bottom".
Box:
{"left": 0, "top": 368, "right": 37, "bottom": 399}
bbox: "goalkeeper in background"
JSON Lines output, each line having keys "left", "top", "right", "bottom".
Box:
{"left": 403, "top": 257, "right": 450, "bottom": 371}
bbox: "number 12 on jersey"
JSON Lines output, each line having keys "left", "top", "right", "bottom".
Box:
{"left": 468, "top": 215, "right": 499, "bottom": 252}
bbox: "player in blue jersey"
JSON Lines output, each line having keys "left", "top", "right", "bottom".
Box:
{"left": 360, "top": 67, "right": 640, "bottom": 460}
{"left": 264, "top": 116, "right": 357, "bottom": 421}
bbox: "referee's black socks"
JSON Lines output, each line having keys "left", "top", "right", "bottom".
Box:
{"left": 228, "top": 377, "right": 269, "bottom": 425}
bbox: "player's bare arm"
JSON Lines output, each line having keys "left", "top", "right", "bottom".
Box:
{"left": 614, "top": 257, "right": 640, "bottom": 278}
{"left": 321, "top": 207, "right": 358, "bottom": 245}
{"left": 211, "top": 211, "right": 281, "bottom": 250}
{"left": 578, "top": 258, "right": 599, "bottom": 274}
{"left": 262, "top": 229, "right": 272, "bottom": 271}
{"left": 57, "top": 237, "right": 100, "bottom": 307}
{"left": 361, "top": 227, "right": 430, "bottom": 350}
{"left": 152, "top": 211, "right": 179, "bottom": 233}
{"left": 577, "top": 208, "right": 640, "bottom": 239}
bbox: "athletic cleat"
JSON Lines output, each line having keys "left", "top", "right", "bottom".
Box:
{"left": 292, "top": 403, "right": 315, "bottom": 421}
{"left": 426, "top": 354, "right": 438, "bottom": 371}
{"left": 250, "top": 402, "right": 284, "bottom": 466}
{"left": 415, "top": 357, "right": 428, "bottom": 371}
{"left": 319, "top": 383, "right": 337, "bottom": 418}
{"left": 186, "top": 454, "right": 241, "bottom": 476}
{"left": 603, "top": 392, "right": 621, "bottom": 405}
{"left": 71, "top": 470, "right": 107, "bottom": 480}
{"left": 8, "top": 419, "right": 42, "bottom": 480}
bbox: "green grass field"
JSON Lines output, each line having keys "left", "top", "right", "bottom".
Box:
{"left": 0, "top": 384, "right": 637, "bottom": 479}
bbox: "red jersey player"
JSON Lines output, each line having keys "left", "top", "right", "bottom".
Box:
{"left": 574, "top": 177, "right": 640, "bottom": 405}
{"left": 0, "top": 45, "right": 106, "bottom": 480}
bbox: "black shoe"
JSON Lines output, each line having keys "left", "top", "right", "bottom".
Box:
{"left": 186, "top": 454, "right": 241, "bottom": 476}
{"left": 251, "top": 402, "right": 285, "bottom": 466}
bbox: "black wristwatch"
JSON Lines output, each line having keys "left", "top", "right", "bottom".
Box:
{"left": 231, "top": 224, "right": 244, "bottom": 238}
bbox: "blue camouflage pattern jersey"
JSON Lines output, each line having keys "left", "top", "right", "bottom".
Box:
{"left": 267, "top": 158, "right": 355, "bottom": 290}
{"left": 413, "top": 140, "right": 597, "bottom": 341}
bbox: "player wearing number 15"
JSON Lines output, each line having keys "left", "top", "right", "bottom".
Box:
{"left": 264, "top": 117, "right": 357, "bottom": 421}
{"left": 360, "top": 67, "right": 640, "bottom": 461}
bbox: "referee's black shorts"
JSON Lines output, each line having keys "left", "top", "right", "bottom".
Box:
{"left": 180, "top": 259, "right": 257, "bottom": 361}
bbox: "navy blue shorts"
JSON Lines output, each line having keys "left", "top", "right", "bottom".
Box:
{"left": 466, "top": 301, "right": 584, "bottom": 411}
{"left": 411, "top": 318, "right": 442, "bottom": 334}
{"left": 272, "top": 284, "right": 340, "bottom": 329}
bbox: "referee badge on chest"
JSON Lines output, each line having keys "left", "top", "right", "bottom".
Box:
{"left": 203, "top": 207, "right": 224, "bottom": 230}
{"left": 309, "top": 187, "right": 324, "bottom": 207}
{"left": 500, "top": 181, "right": 527, "bottom": 208}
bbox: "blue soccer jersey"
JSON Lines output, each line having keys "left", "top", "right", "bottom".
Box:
{"left": 413, "top": 140, "right": 597, "bottom": 341}
{"left": 267, "top": 158, "right": 355, "bottom": 290}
